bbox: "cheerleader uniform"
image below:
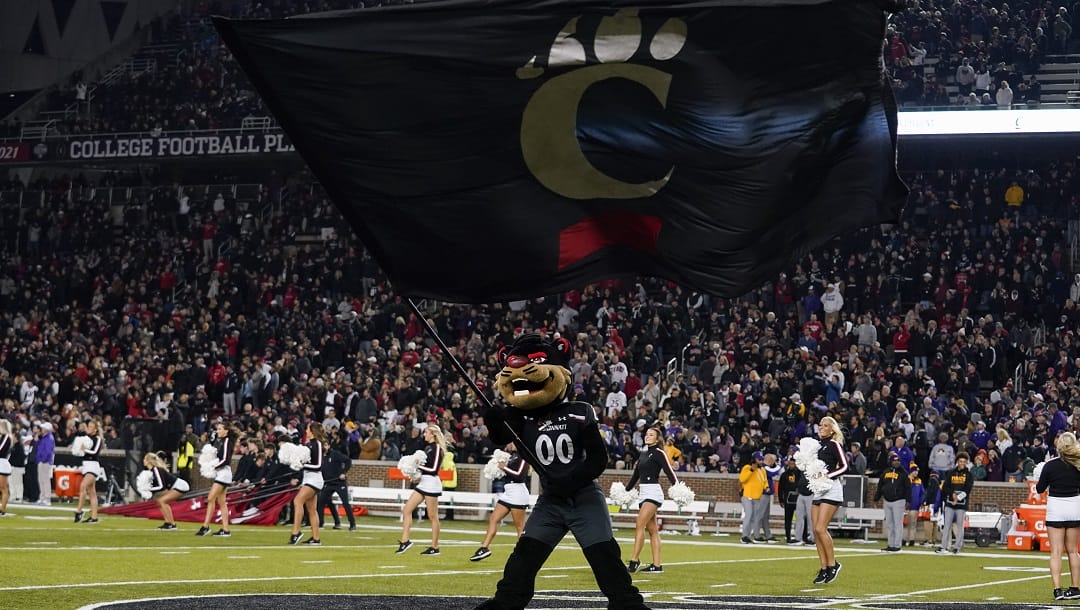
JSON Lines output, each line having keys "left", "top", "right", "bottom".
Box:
{"left": 0, "top": 434, "right": 11, "bottom": 475}
{"left": 627, "top": 445, "right": 678, "bottom": 507}
{"left": 496, "top": 454, "right": 530, "bottom": 509}
{"left": 150, "top": 466, "right": 191, "bottom": 494}
{"left": 301, "top": 439, "right": 325, "bottom": 491}
{"left": 80, "top": 436, "right": 106, "bottom": 481}
{"left": 415, "top": 442, "right": 444, "bottom": 497}
{"left": 211, "top": 434, "right": 235, "bottom": 486}
{"left": 812, "top": 437, "right": 848, "bottom": 506}
{"left": 1037, "top": 458, "right": 1080, "bottom": 527}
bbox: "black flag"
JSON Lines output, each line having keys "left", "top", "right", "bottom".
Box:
{"left": 215, "top": 0, "right": 907, "bottom": 303}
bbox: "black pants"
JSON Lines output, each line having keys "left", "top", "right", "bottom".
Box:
{"left": 317, "top": 482, "right": 355, "bottom": 527}
{"left": 783, "top": 502, "right": 797, "bottom": 540}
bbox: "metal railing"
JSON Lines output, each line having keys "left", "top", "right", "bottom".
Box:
{"left": 1014, "top": 362, "right": 1024, "bottom": 395}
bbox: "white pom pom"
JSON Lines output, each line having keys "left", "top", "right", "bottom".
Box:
{"left": 136, "top": 470, "right": 155, "bottom": 500}
{"left": 668, "top": 481, "right": 695, "bottom": 508}
{"left": 397, "top": 450, "right": 428, "bottom": 478}
{"left": 1031, "top": 460, "right": 1046, "bottom": 483}
{"left": 483, "top": 450, "right": 512, "bottom": 480}
{"left": 794, "top": 437, "right": 832, "bottom": 495}
{"left": 198, "top": 444, "right": 219, "bottom": 479}
{"left": 609, "top": 482, "right": 638, "bottom": 508}
{"left": 279, "top": 443, "right": 312, "bottom": 471}
{"left": 71, "top": 435, "right": 93, "bottom": 457}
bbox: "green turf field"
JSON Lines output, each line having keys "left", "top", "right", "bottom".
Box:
{"left": 0, "top": 503, "right": 1061, "bottom": 609}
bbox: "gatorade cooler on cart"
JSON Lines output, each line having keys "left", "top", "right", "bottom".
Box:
{"left": 53, "top": 466, "right": 83, "bottom": 499}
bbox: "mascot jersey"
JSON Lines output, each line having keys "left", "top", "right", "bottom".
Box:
{"left": 491, "top": 400, "right": 601, "bottom": 492}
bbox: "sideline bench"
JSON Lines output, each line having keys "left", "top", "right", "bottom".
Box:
{"left": 609, "top": 499, "right": 711, "bottom": 534}
{"left": 347, "top": 486, "right": 540, "bottom": 519}
{"left": 836, "top": 507, "right": 885, "bottom": 540}
{"left": 711, "top": 500, "right": 785, "bottom": 535}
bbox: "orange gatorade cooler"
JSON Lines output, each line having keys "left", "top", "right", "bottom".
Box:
{"left": 53, "top": 467, "right": 83, "bottom": 498}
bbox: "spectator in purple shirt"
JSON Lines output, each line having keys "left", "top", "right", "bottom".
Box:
{"left": 35, "top": 422, "right": 55, "bottom": 506}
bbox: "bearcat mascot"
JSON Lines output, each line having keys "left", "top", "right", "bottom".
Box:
{"left": 474, "top": 333, "right": 648, "bottom": 610}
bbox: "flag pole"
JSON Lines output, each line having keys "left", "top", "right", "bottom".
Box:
{"left": 405, "top": 298, "right": 545, "bottom": 475}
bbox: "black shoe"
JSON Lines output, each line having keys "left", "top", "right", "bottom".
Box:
{"left": 823, "top": 562, "right": 842, "bottom": 584}
{"left": 627, "top": 559, "right": 641, "bottom": 573}
{"left": 1055, "top": 588, "right": 1066, "bottom": 601}
{"left": 332, "top": 525, "right": 343, "bottom": 530}
{"left": 641, "top": 564, "right": 663, "bottom": 573}
{"left": 813, "top": 568, "right": 828, "bottom": 584}
{"left": 348, "top": 526, "right": 357, "bottom": 531}
{"left": 470, "top": 547, "right": 492, "bottom": 562}
{"left": 934, "top": 547, "right": 947, "bottom": 554}
{"left": 83, "top": 518, "right": 99, "bottom": 524}
{"left": 74, "top": 511, "right": 83, "bottom": 523}
{"left": 420, "top": 546, "right": 440, "bottom": 555}
{"left": 951, "top": 548, "right": 959, "bottom": 555}
{"left": 1064, "top": 587, "right": 1080, "bottom": 599}
{"left": 212, "top": 529, "right": 230, "bottom": 537}
{"left": 395, "top": 540, "right": 413, "bottom": 554}
{"left": 765, "top": 536, "right": 778, "bottom": 543}
{"left": 888, "top": 547, "right": 901, "bottom": 552}
{"left": 290, "top": 532, "right": 304, "bottom": 545}
{"left": 196, "top": 526, "right": 210, "bottom": 536}
{"left": 302, "top": 538, "right": 321, "bottom": 545}
{"left": 802, "top": 539, "right": 815, "bottom": 546}
{"left": 157, "top": 523, "right": 178, "bottom": 531}
{"left": 786, "top": 538, "right": 799, "bottom": 544}
{"left": 754, "top": 536, "right": 766, "bottom": 542}
{"left": 741, "top": 536, "right": 754, "bottom": 544}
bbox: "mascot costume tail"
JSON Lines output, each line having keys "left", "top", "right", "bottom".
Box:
{"left": 474, "top": 333, "right": 648, "bottom": 610}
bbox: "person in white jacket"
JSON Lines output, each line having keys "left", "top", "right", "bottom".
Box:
{"left": 996, "top": 81, "right": 1014, "bottom": 109}
{"left": 821, "top": 283, "right": 844, "bottom": 333}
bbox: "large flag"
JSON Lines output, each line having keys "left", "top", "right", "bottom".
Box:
{"left": 215, "top": 0, "right": 907, "bottom": 302}
{"left": 100, "top": 482, "right": 295, "bottom": 525}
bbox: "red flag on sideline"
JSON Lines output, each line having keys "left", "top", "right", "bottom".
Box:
{"left": 101, "top": 483, "right": 296, "bottom": 526}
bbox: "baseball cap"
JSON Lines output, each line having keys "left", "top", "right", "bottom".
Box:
{"left": 752, "top": 451, "right": 764, "bottom": 461}
{"left": 636, "top": 419, "right": 646, "bottom": 428}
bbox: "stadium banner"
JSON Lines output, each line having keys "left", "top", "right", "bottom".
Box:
{"left": 0, "top": 131, "right": 295, "bottom": 164}
{"left": 216, "top": 0, "right": 907, "bottom": 302}
{"left": 100, "top": 482, "right": 296, "bottom": 525}
{"left": 60, "top": 132, "right": 295, "bottom": 160}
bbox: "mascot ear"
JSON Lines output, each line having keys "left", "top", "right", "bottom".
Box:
{"left": 496, "top": 346, "right": 508, "bottom": 366}
{"left": 553, "top": 337, "right": 571, "bottom": 360}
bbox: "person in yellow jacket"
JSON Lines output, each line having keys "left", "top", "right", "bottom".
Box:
{"left": 441, "top": 448, "right": 458, "bottom": 521}
{"left": 1004, "top": 180, "right": 1024, "bottom": 209}
{"left": 739, "top": 451, "right": 768, "bottom": 544}
{"left": 175, "top": 434, "right": 195, "bottom": 483}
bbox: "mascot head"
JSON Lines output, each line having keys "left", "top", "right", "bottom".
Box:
{"left": 495, "top": 333, "right": 572, "bottom": 410}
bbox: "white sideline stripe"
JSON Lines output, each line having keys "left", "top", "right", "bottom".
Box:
{"left": 159, "top": 551, "right": 189, "bottom": 555}
{"left": 27, "top": 541, "right": 57, "bottom": 545}
{"left": 539, "top": 575, "right": 568, "bottom": 578}
{"left": 301, "top": 560, "right": 333, "bottom": 564}
{"left": 227, "top": 555, "right": 261, "bottom": 559}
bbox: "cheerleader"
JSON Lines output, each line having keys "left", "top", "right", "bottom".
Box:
{"left": 289, "top": 421, "right": 326, "bottom": 545}
{"left": 74, "top": 420, "right": 106, "bottom": 524}
{"left": 470, "top": 444, "right": 530, "bottom": 562}
{"left": 0, "top": 419, "right": 12, "bottom": 516}
{"left": 196, "top": 421, "right": 237, "bottom": 537}
{"left": 143, "top": 452, "right": 190, "bottom": 530}
{"left": 811, "top": 416, "right": 848, "bottom": 584}
{"left": 625, "top": 425, "right": 678, "bottom": 573}
{"left": 1036, "top": 432, "right": 1080, "bottom": 601}
{"left": 396, "top": 424, "right": 447, "bottom": 555}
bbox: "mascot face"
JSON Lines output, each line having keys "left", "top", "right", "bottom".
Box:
{"left": 495, "top": 334, "right": 573, "bottom": 410}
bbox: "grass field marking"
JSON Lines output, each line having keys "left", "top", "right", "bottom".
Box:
{"left": 27, "top": 541, "right": 58, "bottom": 544}
{"left": 378, "top": 565, "right": 405, "bottom": 568}
{"left": 539, "top": 575, "right": 568, "bottom": 578}
{"left": 710, "top": 583, "right": 736, "bottom": 587}
{"left": 227, "top": 555, "right": 262, "bottom": 559}
{"left": 834, "top": 573, "right": 1051, "bottom": 607}
{"left": 987, "top": 596, "right": 1004, "bottom": 600}
{"left": 158, "top": 551, "right": 189, "bottom": 555}
{"left": 300, "top": 560, "right": 333, "bottom": 564}
{"left": 0, "top": 568, "right": 509, "bottom": 592}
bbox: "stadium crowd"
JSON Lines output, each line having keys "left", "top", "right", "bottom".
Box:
{"left": 2, "top": 152, "right": 1080, "bottom": 502}
{"left": 3, "top": 0, "right": 1079, "bottom": 141}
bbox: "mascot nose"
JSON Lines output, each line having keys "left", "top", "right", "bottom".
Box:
{"left": 507, "top": 355, "right": 529, "bottom": 368}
